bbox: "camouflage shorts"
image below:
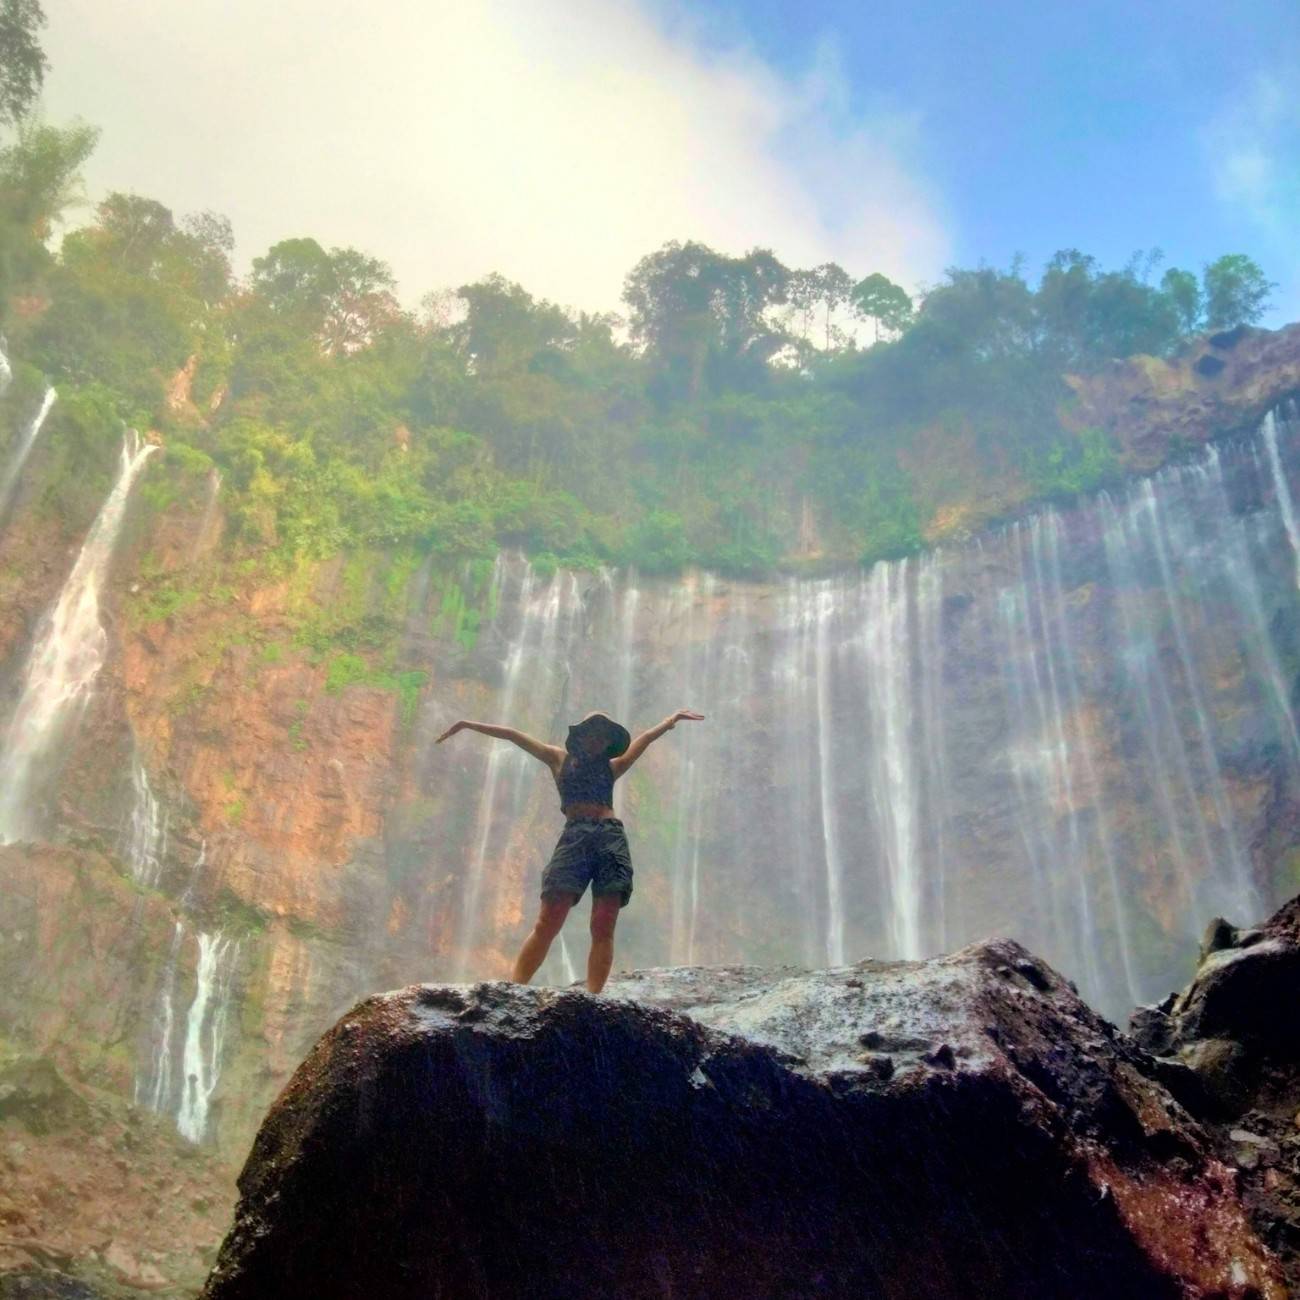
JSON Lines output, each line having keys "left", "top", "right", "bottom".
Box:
{"left": 540, "top": 818, "right": 633, "bottom": 907}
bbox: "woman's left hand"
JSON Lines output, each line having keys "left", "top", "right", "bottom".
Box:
{"left": 667, "top": 709, "right": 705, "bottom": 728}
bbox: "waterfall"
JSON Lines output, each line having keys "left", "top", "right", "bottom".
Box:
{"left": 861, "top": 559, "right": 924, "bottom": 960}
{"left": 429, "top": 407, "right": 1300, "bottom": 1016}
{"left": 557, "top": 932, "right": 578, "bottom": 986}
{"left": 1263, "top": 410, "right": 1300, "bottom": 587}
{"left": 611, "top": 579, "right": 640, "bottom": 820}
{"left": 122, "top": 755, "right": 169, "bottom": 887}
{"left": 453, "top": 564, "right": 585, "bottom": 977}
{"left": 0, "top": 387, "right": 56, "bottom": 525}
{"left": 190, "top": 467, "right": 223, "bottom": 558}
{"left": 812, "top": 583, "right": 846, "bottom": 966}
{"left": 0, "top": 431, "right": 157, "bottom": 843}
{"left": 777, "top": 582, "right": 829, "bottom": 965}
{"left": 916, "top": 550, "right": 950, "bottom": 953}
{"left": 0, "top": 339, "right": 11, "bottom": 397}
{"left": 135, "top": 921, "right": 184, "bottom": 1112}
{"left": 134, "top": 843, "right": 219, "bottom": 1128}
{"left": 176, "top": 931, "right": 240, "bottom": 1143}
{"left": 663, "top": 575, "right": 715, "bottom": 964}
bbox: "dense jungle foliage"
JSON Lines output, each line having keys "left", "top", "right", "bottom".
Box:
{"left": 0, "top": 111, "right": 1276, "bottom": 582}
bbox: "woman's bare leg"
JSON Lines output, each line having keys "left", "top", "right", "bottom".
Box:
{"left": 512, "top": 894, "right": 576, "bottom": 984}
{"left": 586, "top": 895, "right": 622, "bottom": 993}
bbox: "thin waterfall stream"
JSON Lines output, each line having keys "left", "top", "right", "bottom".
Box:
{"left": 176, "top": 931, "right": 241, "bottom": 1144}
{"left": 0, "top": 385, "right": 56, "bottom": 525}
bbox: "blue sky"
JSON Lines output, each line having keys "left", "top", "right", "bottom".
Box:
{"left": 41, "top": 0, "right": 1300, "bottom": 325}
{"left": 663, "top": 0, "right": 1300, "bottom": 321}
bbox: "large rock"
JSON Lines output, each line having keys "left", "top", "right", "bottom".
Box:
{"left": 202, "top": 938, "right": 1283, "bottom": 1299}
{"left": 1131, "top": 895, "right": 1300, "bottom": 1284}
{"left": 1174, "top": 899, "right": 1300, "bottom": 1057}
{"left": 1064, "top": 321, "right": 1300, "bottom": 470}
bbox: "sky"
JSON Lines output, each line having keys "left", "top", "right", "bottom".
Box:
{"left": 37, "top": 0, "right": 1300, "bottom": 324}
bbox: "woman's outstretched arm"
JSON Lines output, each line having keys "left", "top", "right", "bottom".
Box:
{"left": 611, "top": 710, "right": 704, "bottom": 777}
{"left": 436, "top": 720, "right": 563, "bottom": 768}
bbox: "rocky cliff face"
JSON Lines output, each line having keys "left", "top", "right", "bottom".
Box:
{"left": 200, "top": 921, "right": 1295, "bottom": 1299}
{"left": 3, "top": 326, "right": 1300, "bottom": 1294}
{"left": 1066, "top": 323, "right": 1300, "bottom": 471}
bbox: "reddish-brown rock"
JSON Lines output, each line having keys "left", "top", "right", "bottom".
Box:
{"left": 1064, "top": 323, "right": 1300, "bottom": 470}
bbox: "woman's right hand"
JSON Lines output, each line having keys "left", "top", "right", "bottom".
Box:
{"left": 435, "top": 720, "right": 468, "bottom": 743}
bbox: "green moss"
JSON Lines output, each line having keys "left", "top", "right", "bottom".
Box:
{"left": 324, "top": 651, "right": 369, "bottom": 694}
{"left": 431, "top": 564, "right": 494, "bottom": 651}
{"left": 131, "top": 580, "right": 199, "bottom": 624}
{"left": 323, "top": 652, "right": 426, "bottom": 725}
{"left": 1029, "top": 426, "right": 1121, "bottom": 500}
{"left": 286, "top": 914, "right": 332, "bottom": 942}
{"left": 209, "top": 889, "right": 270, "bottom": 938}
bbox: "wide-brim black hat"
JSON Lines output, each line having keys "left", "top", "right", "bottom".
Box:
{"left": 566, "top": 711, "right": 631, "bottom": 758}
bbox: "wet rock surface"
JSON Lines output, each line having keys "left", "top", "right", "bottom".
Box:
{"left": 0, "top": 1273, "right": 111, "bottom": 1299}
{"left": 1131, "top": 894, "right": 1300, "bottom": 1285}
{"left": 202, "top": 937, "right": 1283, "bottom": 1300}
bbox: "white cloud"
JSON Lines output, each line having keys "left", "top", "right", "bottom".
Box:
{"left": 1204, "top": 70, "right": 1299, "bottom": 237}
{"left": 1203, "top": 68, "right": 1300, "bottom": 324}
{"left": 38, "top": 0, "right": 949, "bottom": 313}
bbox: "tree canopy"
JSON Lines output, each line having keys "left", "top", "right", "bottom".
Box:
{"left": 0, "top": 0, "right": 46, "bottom": 126}
{"left": 0, "top": 118, "right": 1279, "bottom": 585}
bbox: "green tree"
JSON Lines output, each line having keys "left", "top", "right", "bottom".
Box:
{"left": 851, "top": 272, "right": 913, "bottom": 341}
{"left": 912, "top": 266, "right": 1033, "bottom": 362}
{"left": 32, "top": 192, "right": 221, "bottom": 408}
{"left": 454, "top": 273, "right": 575, "bottom": 374}
{"left": 1202, "top": 254, "right": 1273, "bottom": 330}
{"left": 624, "top": 509, "right": 693, "bottom": 573}
{"left": 1160, "top": 267, "right": 1202, "bottom": 334}
{"left": 784, "top": 267, "right": 820, "bottom": 352}
{"left": 781, "top": 264, "right": 852, "bottom": 358}
{"left": 251, "top": 238, "right": 399, "bottom": 354}
{"left": 1036, "top": 249, "right": 1180, "bottom": 367}
{"left": 0, "top": 117, "right": 97, "bottom": 315}
{"left": 815, "top": 263, "right": 854, "bottom": 351}
{"left": 0, "top": 0, "right": 47, "bottom": 126}
{"left": 623, "top": 240, "right": 789, "bottom": 400}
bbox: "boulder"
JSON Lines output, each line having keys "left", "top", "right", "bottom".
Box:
{"left": 1133, "top": 894, "right": 1300, "bottom": 1283}
{"left": 202, "top": 938, "right": 1283, "bottom": 1299}
{"left": 0, "top": 1059, "right": 90, "bottom": 1136}
{"left": 1172, "top": 900, "right": 1300, "bottom": 1059}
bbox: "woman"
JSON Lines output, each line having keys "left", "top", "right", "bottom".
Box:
{"left": 436, "top": 708, "right": 704, "bottom": 992}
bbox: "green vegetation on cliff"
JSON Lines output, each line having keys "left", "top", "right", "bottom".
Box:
{"left": 0, "top": 118, "right": 1277, "bottom": 588}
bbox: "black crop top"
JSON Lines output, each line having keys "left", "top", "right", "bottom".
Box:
{"left": 556, "top": 754, "right": 615, "bottom": 809}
